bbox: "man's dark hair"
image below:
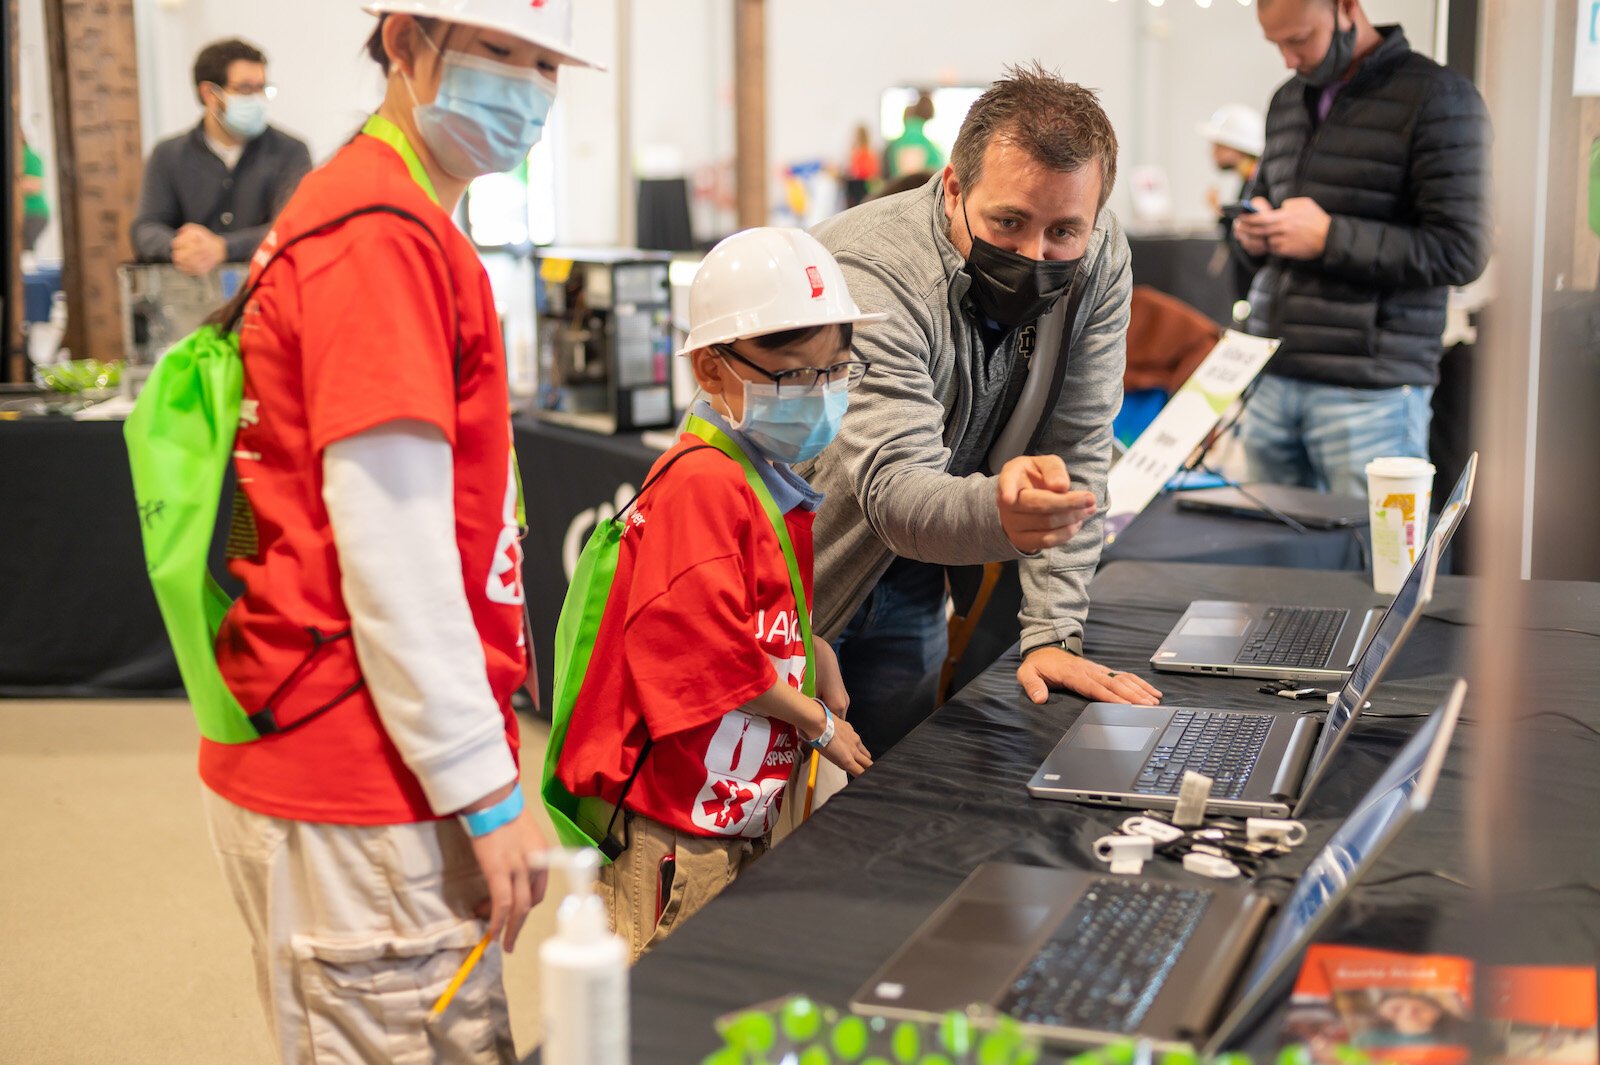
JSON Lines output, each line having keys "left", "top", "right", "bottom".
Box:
{"left": 949, "top": 62, "right": 1119, "bottom": 210}
{"left": 193, "top": 39, "right": 267, "bottom": 102}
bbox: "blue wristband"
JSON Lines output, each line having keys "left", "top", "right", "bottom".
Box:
{"left": 805, "top": 699, "right": 836, "bottom": 752}
{"left": 459, "top": 783, "right": 525, "bottom": 838}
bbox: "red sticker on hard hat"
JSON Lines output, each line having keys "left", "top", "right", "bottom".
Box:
{"left": 806, "top": 266, "right": 824, "bottom": 299}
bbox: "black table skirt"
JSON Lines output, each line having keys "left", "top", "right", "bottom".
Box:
{"left": 0, "top": 419, "right": 238, "bottom": 696}
{"left": 2, "top": 417, "right": 1373, "bottom": 698}
{"left": 598, "top": 563, "right": 1600, "bottom": 1064}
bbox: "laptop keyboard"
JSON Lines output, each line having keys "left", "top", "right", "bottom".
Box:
{"left": 1134, "top": 710, "right": 1273, "bottom": 800}
{"left": 1234, "top": 606, "right": 1345, "bottom": 668}
{"left": 998, "top": 878, "right": 1212, "bottom": 1034}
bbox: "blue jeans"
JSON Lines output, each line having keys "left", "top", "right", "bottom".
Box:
{"left": 1241, "top": 375, "right": 1434, "bottom": 499}
{"left": 833, "top": 557, "right": 948, "bottom": 759}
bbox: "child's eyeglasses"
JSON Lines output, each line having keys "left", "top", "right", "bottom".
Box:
{"left": 715, "top": 345, "right": 872, "bottom": 396}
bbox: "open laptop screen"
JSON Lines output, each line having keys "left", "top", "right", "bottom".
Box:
{"left": 1205, "top": 681, "right": 1466, "bottom": 1055}
{"left": 1295, "top": 455, "right": 1478, "bottom": 807}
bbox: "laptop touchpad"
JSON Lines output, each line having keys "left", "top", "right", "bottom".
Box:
{"left": 1074, "top": 724, "right": 1156, "bottom": 752}
{"left": 928, "top": 902, "right": 1051, "bottom": 945}
{"left": 1180, "top": 616, "right": 1250, "bottom": 638}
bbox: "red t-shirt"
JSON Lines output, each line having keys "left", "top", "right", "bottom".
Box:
{"left": 204, "top": 133, "right": 526, "bottom": 824}
{"left": 556, "top": 438, "right": 815, "bottom": 839}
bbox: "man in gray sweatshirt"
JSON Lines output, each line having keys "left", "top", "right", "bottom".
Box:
{"left": 806, "top": 65, "right": 1163, "bottom": 757}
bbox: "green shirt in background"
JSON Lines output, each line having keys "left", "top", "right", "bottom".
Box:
{"left": 885, "top": 117, "right": 944, "bottom": 178}
{"left": 23, "top": 143, "right": 49, "bottom": 221}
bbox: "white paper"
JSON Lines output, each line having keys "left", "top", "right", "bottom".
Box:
{"left": 1577, "top": 1, "right": 1600, "bottom": 96}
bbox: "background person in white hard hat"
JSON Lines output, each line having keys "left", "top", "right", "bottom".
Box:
{"left": 554, "top": 227, "right": 877, "bottom": 962}
{"left": 1199, "top": 103, "right": 1265, "bottom": 218}
{"left": 198, "top": 3, "right": 601, "bottom": 1060}
{"left": 1198, "top": 103, "right": 1266, "bottom": 305}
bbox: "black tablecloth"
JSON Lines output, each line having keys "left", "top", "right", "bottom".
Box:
{"left": 598, "top": 563, "right": 1600, "bottom": 1064}
{"left": 0, "top": 418, "right": 240, "bottom": 695}
{"left": 0, "top": 417, "right": 1369, "bottom": 698}
{"left": 1105, "top": 492, "right": 1366, "bottom": 571}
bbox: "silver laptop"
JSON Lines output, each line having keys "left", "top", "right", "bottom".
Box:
{"left": 852, "top": 681, "right": 1466, "bottom": 1056}
{"left": 1028, "top": 491, "right": 1451, "bottom": 817}
{"left": 1152, "top": 453, "right": 1477, "bottom": 682}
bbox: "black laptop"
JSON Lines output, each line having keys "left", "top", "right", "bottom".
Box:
{"left": 851, "top": 681, "right": 1466, "bottom": 1055}
{"left": 1177, "top": 483, "right": 1369, "bottom": 530}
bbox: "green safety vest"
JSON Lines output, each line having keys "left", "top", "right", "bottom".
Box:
{"left": 541, "top": 414, "right": 816, "bottom": 858}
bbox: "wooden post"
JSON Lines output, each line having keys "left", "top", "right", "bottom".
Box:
{"left": 733, "top": 0, "right": 766, "bottom": 228}
{"left": 4, "top": 0, "right": 22, "bottom": 382}
{"left": 43, "top": 0, "right": 141, "bottom": 361}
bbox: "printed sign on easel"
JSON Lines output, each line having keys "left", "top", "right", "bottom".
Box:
{"left": 1103, "top": 330, "right": 1279, "bottom": 543}
{"left": 1578, "top": 0, "right": 1600, "bottom": 95}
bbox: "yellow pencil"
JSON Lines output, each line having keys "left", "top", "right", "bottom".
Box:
{"left": 429, "top": 932, "right": 493, "bottom": 1021}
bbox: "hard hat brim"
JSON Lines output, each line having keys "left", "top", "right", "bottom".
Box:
{"left": 673, "top": 309, "right": 889, "bottom": 358}
{"left": 362, "top": 1, "right": 608, "bottom": 70}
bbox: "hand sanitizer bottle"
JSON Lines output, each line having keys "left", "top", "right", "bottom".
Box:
{"left": 540, "top": 848, "right": 628, "bottom": 1065}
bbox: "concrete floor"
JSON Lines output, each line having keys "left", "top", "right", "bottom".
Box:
{"left": 0, "top": 700, "right": 558, "bottom": 1064}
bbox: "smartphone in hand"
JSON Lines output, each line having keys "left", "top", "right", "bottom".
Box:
{"left": 1221, "top": 200, "right": 1262, "bottom": 221}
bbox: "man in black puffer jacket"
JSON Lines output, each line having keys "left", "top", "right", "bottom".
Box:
{"left": 1230, "top": 0, "right": 1489, "bottom": 498}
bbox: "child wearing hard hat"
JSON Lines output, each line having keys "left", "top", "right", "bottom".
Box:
{"left": 554, "top": 227, "right": 880, "bottom": 960}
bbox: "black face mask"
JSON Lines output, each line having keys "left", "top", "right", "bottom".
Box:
{"left": 1297, "top": 6, "right": 1357, "bottom": 89}
{"left": 960, "top": 197, "right": 1080, "bottom": 330}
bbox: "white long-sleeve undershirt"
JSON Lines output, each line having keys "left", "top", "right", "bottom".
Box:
{"left": 321, "top": 420, "right": 518, "bottom": 815}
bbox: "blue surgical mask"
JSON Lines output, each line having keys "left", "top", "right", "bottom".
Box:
{"left": 723, "top": 370, "right": 849, "bottom": 465}
{"left": 406, "top": 34, "right": 556, "bottom": 180}
{"left": 217, "top": 92, "right": 268, "bottom": 140}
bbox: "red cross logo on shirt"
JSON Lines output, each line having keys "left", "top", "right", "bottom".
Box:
{"left": 701, "top": 778, "right": 755, "bottom": 829}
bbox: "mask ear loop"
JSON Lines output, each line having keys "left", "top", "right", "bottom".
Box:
{"left": 398, "top": 23, "right": 442, "bottom": 108}
{"left": 711, "top": 348, "right": 749, "bottom": 430}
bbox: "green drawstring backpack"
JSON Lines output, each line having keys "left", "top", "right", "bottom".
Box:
{"left": 541, "top": 414, "right": 817, "bottom": 859}
{"left": 125, "top": 204, "right": 458, "bottom": 744}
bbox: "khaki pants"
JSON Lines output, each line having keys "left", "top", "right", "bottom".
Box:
{"left": 598, "top": 812, "right": 767, "bottom": 963}
{"left": 202, "top": 787, "right": 515, "bottom": 1065}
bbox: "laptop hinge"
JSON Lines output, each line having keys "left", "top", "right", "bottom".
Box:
{"left": 1267, "top": 714, "right": 1320, "bottom": 802}
{"left": 1345, "top": 607, "right": 1384, "bottom": 667}
{"left": 1175, "top": 892, "right": 1275, "bottom": 1043}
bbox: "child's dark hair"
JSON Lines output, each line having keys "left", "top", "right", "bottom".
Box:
{"left": 364, "top": 14, "right": 447, "bottom": 75}
{"left": 748, "top": 322, "right": 854, "bottom": 353}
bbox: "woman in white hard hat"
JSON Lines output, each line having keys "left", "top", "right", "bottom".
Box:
{"left": 553, "top": 227, "right": 877, "bottom": 961}
{"left": 201, "top": 3, "right": 600, "bottom": 1060}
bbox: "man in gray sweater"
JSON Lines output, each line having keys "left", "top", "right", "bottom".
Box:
{"left": 807, "top": 65, "right": 1162, "bottom": 758}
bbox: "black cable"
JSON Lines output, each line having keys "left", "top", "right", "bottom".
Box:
{"left": 1458, "top": 711, "right": 1600, "bottom": 737}
{"left": 1254, "top": 869, "right": 1600, "bottom": 897}
{"left": 1423, "top": 612, "right": 1600, "bottom": 639}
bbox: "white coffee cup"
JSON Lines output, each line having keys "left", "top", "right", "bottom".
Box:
{"left": 1365, "top": 456, "right": 1435, "bottom": 594}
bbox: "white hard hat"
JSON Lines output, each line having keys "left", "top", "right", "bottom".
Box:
{"left": 676, "top": 228, "right": 887, "bottom": 356}
{"left": 362, "top": 0, "right": 606, "bottom": 70}
{"left": 1197, "top": 104, "right": 1265, "bottom": 157}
